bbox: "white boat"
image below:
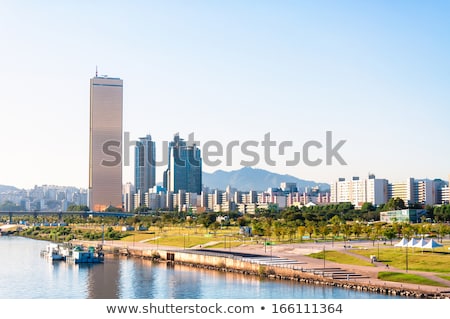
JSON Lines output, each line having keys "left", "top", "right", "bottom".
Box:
{"left": 40, "top": 243, "right": 65, "bottom": 261}
{"left": 41, "top": 243, "right": 104, "bottom": 264}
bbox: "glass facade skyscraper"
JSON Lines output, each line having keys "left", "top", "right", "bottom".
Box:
{"left": 134, "top": 134, "right": 156, "bottom": 206}
{"left": 89, "top": 75, "right": 123, "bottom": 211}
{"left": 164, "top": 134, "right": 202, "bottom": 195}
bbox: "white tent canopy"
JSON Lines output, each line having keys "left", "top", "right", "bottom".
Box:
{"left": 413, "top": 238, "right": 428, "bottom": 248}
{"left": 423, "top": 239, "right": 443, "bottom": 249}
{"left": 394, "top": 238, "right": 408, "bottom": 247}
{"left": 394, "top": 237, "right": 443, "bottom": 250}
{"left": 407, "top": 238, "right": 419, "bottom": 247}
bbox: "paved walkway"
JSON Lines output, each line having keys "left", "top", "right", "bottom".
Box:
{"left": 229, "top": 240, "right": 450, "bottom": 295}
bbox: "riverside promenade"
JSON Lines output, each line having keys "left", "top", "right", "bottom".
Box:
{"left": 72, "top": 239, "right": 450, "bottom": 299}
{"left": 232, "top": 240, "right": 450, "bottom": 296}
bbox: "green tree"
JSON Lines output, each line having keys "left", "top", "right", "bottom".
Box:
{"left": 199, "top": 212, "right": 217, "bottom": 231}
{"left": 317, "top": 221, "right": 330, "bottom": 240}
{"left": 383, "top": 226, "right": 396, "bottom": 245}
{"left": 305, "top": 220, "right": 316, "bottom": 240}
{"left": 341, "top": 223, "right": 352, "bottom": 246}
{"left": 67, "top": 204, "right": 89, "bottom": 212}
{"left": 134, "top": 206, "right": 149, "bottom": 213}
{"left": 383, "top": 197, "right": 406, "bottom": 211}
{"left": 401, "top": 223, "right": 414, "bottom": 239}
{"left": 360, "top": 202, "right": 374, "bottom": 213}
{"left": 237, "top": 216, "right": 251, "bottom": 227}
{"left": 352, "top": 222, "right": 363, "bottom": 239}
{"left": 297, "top": 225, "right": 306, "bottom": 242}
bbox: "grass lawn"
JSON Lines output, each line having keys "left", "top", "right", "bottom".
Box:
{"left": 350, "top": 246, "right": 450, "bottom": 273}
{"left": 378, "top": 271, "right": 448, "bottom": 287}
{"left": 118, "top": 225, "right": 255, "bottom": 248}
{"left": 436, "top": 274, "right": 450, "bottom": 281}
{"left": 308, "top": 250, "right": 374, "bottom": 267}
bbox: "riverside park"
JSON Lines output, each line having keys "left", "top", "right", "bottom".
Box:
{"left": 7, "top": 217, "right": 450, "bottom": 296}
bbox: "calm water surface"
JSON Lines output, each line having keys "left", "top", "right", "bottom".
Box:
{"left": 0, "top": 236, "right": 402, "bottom": 299}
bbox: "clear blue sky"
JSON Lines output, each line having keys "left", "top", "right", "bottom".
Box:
{"left": 1, "top": 0, "right": 449, "bottom": 189}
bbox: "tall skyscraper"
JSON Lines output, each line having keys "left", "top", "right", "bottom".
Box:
{"left": 134, "top": 134, "right": 156, "bottom": 206}
{"left": 164, "top": 133, "right": 202, "bottom": 194}
{"left": 89, "top": 75, "right": 123, "bottom": 211}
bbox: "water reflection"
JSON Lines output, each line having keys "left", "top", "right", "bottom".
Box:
{"left": 0, "top": 237, "right": 402, "bottom": 299}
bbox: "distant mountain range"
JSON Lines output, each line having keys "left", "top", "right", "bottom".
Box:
{"left": 0, "top": 185, "right": 18, "bottom": 193}
{"left": 202, "top": 167, "right": 329, "bottom": 192}
{"left": 2, "top": 167, "right": 329, "bottom": 194}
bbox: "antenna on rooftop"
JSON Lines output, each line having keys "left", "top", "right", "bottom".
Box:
{"left": 95, "top": 66, "right": 98, "bottom": 77}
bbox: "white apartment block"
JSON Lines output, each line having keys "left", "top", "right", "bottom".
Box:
{"left": 415, "top": 179, "right": 436, "bottom": 205}
{"left": 387, "top": 178, "right": 415, "bottom": 205}
{"left": 388, "top": 178, "right": 437, "bottom": 206}
{"left": 331, "top": 175, "right": 388, "bottom": 208}
{"left": 442, "top": 185, "right": 449, "bottom": 204}
{"left": 367, "top": 177, "right": 389, "bottom": 206}
{"left": 123, "top": 182, "right": 134, "bottom": 212}
{"left": 273, "top": 195, "right": 287, "bottom": 209}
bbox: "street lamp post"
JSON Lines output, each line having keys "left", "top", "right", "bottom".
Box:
{"left": 323, "top": 245, "right": 326, "bottom": 269}
{"left": 406, "top": 243, "right": 409, "bottom": 273}
{"left": 377, "top": 238, "right": 380, "bottom": 261}
{"left": 270, "top": 243, "right": 273, "bottom": 260}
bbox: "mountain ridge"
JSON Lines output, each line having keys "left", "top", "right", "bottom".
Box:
{"left": 0, "top": 185, "right": 19, "bottom": 193}
{"left": 202, "top": 167, "right": 329, "bottom": 192}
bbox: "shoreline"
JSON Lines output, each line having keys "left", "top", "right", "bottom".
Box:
{"left": 73, "top": 239, "right": 450, "bottom": 299}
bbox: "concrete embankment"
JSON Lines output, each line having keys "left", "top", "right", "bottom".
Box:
{"left": 93, "top": 241, "right": 449, "bottom": 299}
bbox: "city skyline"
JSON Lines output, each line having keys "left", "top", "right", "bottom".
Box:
{"left": 1, "top": 172, "right": 448, "bottom": 213}
{"left": 0, "top": 1, "right": 449, "bottom": 189}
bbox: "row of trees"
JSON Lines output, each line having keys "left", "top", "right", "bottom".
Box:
{"left": 9, "top": 200, "right": 450, "bottom": 244}
{"left": 8, "top": 197, "right": 450, "bottom": 223}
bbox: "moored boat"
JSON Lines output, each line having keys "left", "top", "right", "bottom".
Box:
{"left": 40, "top": 243, "right": 65, "bottom": 261}
{"left": 40, "top": 243, "right": 103, "bottom": 264}
{"left": 65, "top": 245, "right": 104, "bottom": 264}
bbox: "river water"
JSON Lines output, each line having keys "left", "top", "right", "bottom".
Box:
{"left": 0, "top": 236, "right": 402, "bottom": 299}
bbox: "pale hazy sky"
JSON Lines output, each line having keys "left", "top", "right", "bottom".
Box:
{"left": 0, "top": 0, "right": 449, "bottom": 189}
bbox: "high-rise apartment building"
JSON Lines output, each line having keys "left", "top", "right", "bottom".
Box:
{"left": 330, "top": 175, "right": 388, "bottom": 207}
{"left": 366, "top": 175, "right": 389, "bottom": 206}
{"left": 123, "top": 182, "right": 135, "bottom": 213}
{"left": 387, "top": 178, "right": 437, "bottom": 206}
{"left": 442, "top": 176, "right": 450, "bottom": 204}
{"left": 414, "top": 179, "right": 437, "bottom": 205}
{"left": 164, "top": 133, "right": 202, "bottom": 194}
{"left": 134, "top": 134, "right": 156, "bottom": 206}
{"left": 387, "top": 178, "right": 415, "bottom": 206}
{"left": 89, "top": 75, "right": 123, "bottom": 211}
